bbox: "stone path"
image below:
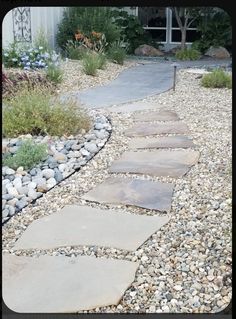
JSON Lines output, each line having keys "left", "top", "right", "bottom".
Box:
{"left": 61, "top": 62, "right": 174, "bottom": 108}
{"left": 3, "top": 106, "right": 200, "bottom": 310}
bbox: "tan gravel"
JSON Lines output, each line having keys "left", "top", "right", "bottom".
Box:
{"left": 2, "top": 69, "right": 232, "bottom": 313}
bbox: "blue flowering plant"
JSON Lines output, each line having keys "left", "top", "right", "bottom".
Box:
{"left": 3, "top": 42, "right": 60, "bottom": 70}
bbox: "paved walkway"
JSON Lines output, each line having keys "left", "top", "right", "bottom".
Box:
{"left": 60, "top": 58, "right": 231, "bottom": 110}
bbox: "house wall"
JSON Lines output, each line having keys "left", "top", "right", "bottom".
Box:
{"left": 2, "top": 7, "right": 65, "bottom": 49}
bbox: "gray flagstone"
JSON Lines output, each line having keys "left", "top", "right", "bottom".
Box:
{"left": 109, "top": 150, "right": 200, "bottom": 177}
{"left": 125, "top": 122, "right": 190, "bottom": 137}
{"left": 82, "top": 176, "right": 173, "bottom": 212}
{"left": 13, "top": 205, "right": 170, "bottom": 251}
{"left": 3, "top": 254, "right": 139, "bottom": 313}
{"left": 133, "top": 110, "right": 179, "bottom": 122}
{"left": 128, "top": 136, "right": 195, "bottom": 149}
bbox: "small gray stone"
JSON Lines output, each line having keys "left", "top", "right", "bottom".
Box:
{"left": 16, "top": 199, "right": 27, "bottom": 210}
{"left": 71, "top": 144, "right": 82, "bottom": 151}
{"left": 22, "top": 175, "right": 32, "bottom": 183}
{"left": 54, "top": 170, "right": 63, "bottom": 182}
{"left": 5, "top": 175, "right": 15, "bottom": 182}
{"left": 80, "top": 149, "right": 90, "bottom": 157}
{"left": 7, "top": 198, "right": 18, "bottom": 207}
{"left": 95, "top": 123, "right": 105, "bottom": 130}
{"left": 58, "top": 164, "right": 67, "bottom": 172}
{"left": 9, "top": 146, "right": 18, "bottom": 153}
{"left": 47, "top": 177, "right": 57, "bottom": 189}
{"left": 42, "top": 169, "right": 55, "bottom": 179}
{"left": 29, "top": 168, "right": 37, "bottom": 176}
{"left": 67, "top": 151, "right": 76, "bottom": 158}
{"left": 2, "top": 194, "right": 14, "bottom": 201}
{"left": 13, "top": 177, "right": 22, "bottom": 188}
{"left": 8, "top": 205, "right": 16, "bottom": 216}
{"left": 28, "top": 189, "right": 38, "bottom": 200}
{"left": 17, "top": 186, "right": 30, "bottom": 196}
{"left": 6, "top": 186, "right": 19, "bottom": 197}
{"left": 2, "top": 199, "right": 7, "bottom": 209}
{"left": 5, "top": 167, "right": 15, "bottom": 175}
{"left": 94, "top": 131, "right": 107, "bottom": 140}
{"left": 2, "top": 209, "right": 9, "bottom": 218}
{"left": 84, "top": 134, "right": 96, "bottom": 141}
{"left": 84, "top": 142, "right": 98, "bottom": 154}
{"left": 28, "top": 182, "right": 37, "bottom": 189}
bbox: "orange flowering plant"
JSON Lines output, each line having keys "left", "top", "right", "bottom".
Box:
{"left": 74, "top": 30, "right": 107, "bottom": 53}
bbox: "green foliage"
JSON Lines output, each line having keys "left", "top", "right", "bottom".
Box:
{"left": 46, "top": 64, "right": 63, "bottom": 84}
{"left": 193, "top": 8, "right": 232, "bottom": 53}
{"left": 97, "top": 53, "right": 107, "bottom": 69}
{"left": 3, "top": 140, "right": 48, "bottom": 170}
{"left": 107, "top": 41, "right": 126, "bottom": 65}
{"left": 65, "top": 40, "right": 87, "bottom": 59}
{"left": 81, "top": 52, "right": 100, "bottom": 76}
{"left": 201, "top": 69, "right": 232, "bottom": 88}
{"left": 56, "top": 7, "right": 121, "bottom": 51}
{"left": 3, "top": 87, "right": 91, "bottom": 137}
{"left": 111, "top": 10, "right": 148, "bottom": 53}
{"left": 33, "top": 28, "right": 52, "bottom": 53}
{"left": 175, "top": 48, "right": 201, "bottom": 60}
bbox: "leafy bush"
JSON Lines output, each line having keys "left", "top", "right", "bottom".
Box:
{"left": 201, "top": 69, "right": 232, "bottom": 88}
{"left": 46, "top": 64, "right": 63, "bottom": 84}
{"left": 2, "top": 42, "right": 59, "bottom": 70}
{"left": 65, "top": 40, "right": 87, "bottom": 59}
{"left": 111, "top": 9, "right": 150, "bottom": 54}
{"left": 175, "top": 48, "right": 201, "bottom": 60}
{"left": 3, "top": 140, "right": 48, "bottom": 170}
{"left": 56, "top": 7, "right": 121, "bottom": 51}
{"left": 3, "top": 87, "right": 91, "bottom": 137}
{"left": 107, "top": 42, "right": 126, "bottom": 65}
{"left": 81, "top": 52, "right": 100, "bottom": 76}
{"left": 193, "top": 9, "right": 232, "bottom": 53}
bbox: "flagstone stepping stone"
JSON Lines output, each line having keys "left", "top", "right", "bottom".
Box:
{"left": 125, "top": 121, "right": 190, "bottom": 137}
{"left": 133, "top": 110, "right": 179, "bottom": 122}
{"left": 109, "top": 150, "right": 200, "bottom": 177}
{"left": 13, "top": 205, "right": 170, "bottom": 251}
{"left": 3, "top": 254, "right": 138, "bottom": 313}
{"left": 82, "top": 177, "right": 173, "bottom": 212}
{"left": 129, "top": 136, "right": 195, "bottom": 149}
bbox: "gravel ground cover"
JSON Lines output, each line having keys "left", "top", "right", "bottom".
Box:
{"left": 2, "top": 69, "right": 232, "bottom": 313}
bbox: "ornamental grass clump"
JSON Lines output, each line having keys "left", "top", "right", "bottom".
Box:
{"left": 46, "top": 64, "right": 64, "bottom": 84}
{"left": 107, "top": 42, "right": 126, "bottom": 65}
{"left": 201, "top": 69, "right": 232, "bottom": 88}
{"left": 3, "top": 87, "right": 91, "bottom": 138}
{"left": 82, "top": 52, "right": 100, "bottom": 76}
{"left": 3, "top": 139, "right": 48, "bottom": 170}
{"left": 175, "top": 48, "right": 201, "bottom": 60}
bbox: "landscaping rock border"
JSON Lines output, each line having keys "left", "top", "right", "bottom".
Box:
{"left": 2, "top": 114, "right": 112, "bottom": 224}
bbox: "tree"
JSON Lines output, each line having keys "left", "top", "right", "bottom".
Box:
{"left": 171, "top": 7, "right": 200, "bottom": 50}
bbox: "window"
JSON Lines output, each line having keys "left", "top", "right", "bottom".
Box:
{"left": 170, "top": 9, "right": 201, "bottom": 44}
{"left": 138, "top": 7, "right": 167, "bottom": 43}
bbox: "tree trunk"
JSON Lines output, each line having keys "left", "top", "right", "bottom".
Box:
{"left": 181, "top": 28, "right": 187, "bottom": 50}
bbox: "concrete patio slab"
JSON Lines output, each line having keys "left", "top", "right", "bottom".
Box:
{"left": 82, "top": 176, "right": 174, "bottom": 212}
{"left": 125, "top": 122, "right": 190, "bottom": 137}
{"left": 128, "top": 136, "right": 195, "bottom": 149}
{"left": 3, "top": 254, "right": 138, "bottom": 313}
{"left": 109, "top": 150, "right": 200, "bottom": 177}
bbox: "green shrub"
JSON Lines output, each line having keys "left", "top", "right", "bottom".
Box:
{"left": 107, "top": 42, "right": 126, "bottom": 65}
{"left": 193, "top": 9, "right": 232, "bottom": 53}
{"left": 3, "top": 87, "right": 91, "bottom": 137}
{"left": 3, "top": 140, "right": 48, "bottom": 170}
{"left": 65, "top": 40, "right": 87, "bottom": 59}
{"left": 46, "top": 64, "right": 63, "bottom": 84}
{"left": 111, "top": 9, "right": 150, "bottom": 54}
{"left": 82, "top": 52, "right": 100, "bottom": 76}
{"left": 201, "top": 69, "right": 232, "bottom": 88}
{"left": 175, "top": 48, "right": 201, "bottom": 60}
{"left": 56, "top": 7, "right": 121, "bottom": 51}
{"left": 97, "top": 53, "right": 107, "bottom": 69}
